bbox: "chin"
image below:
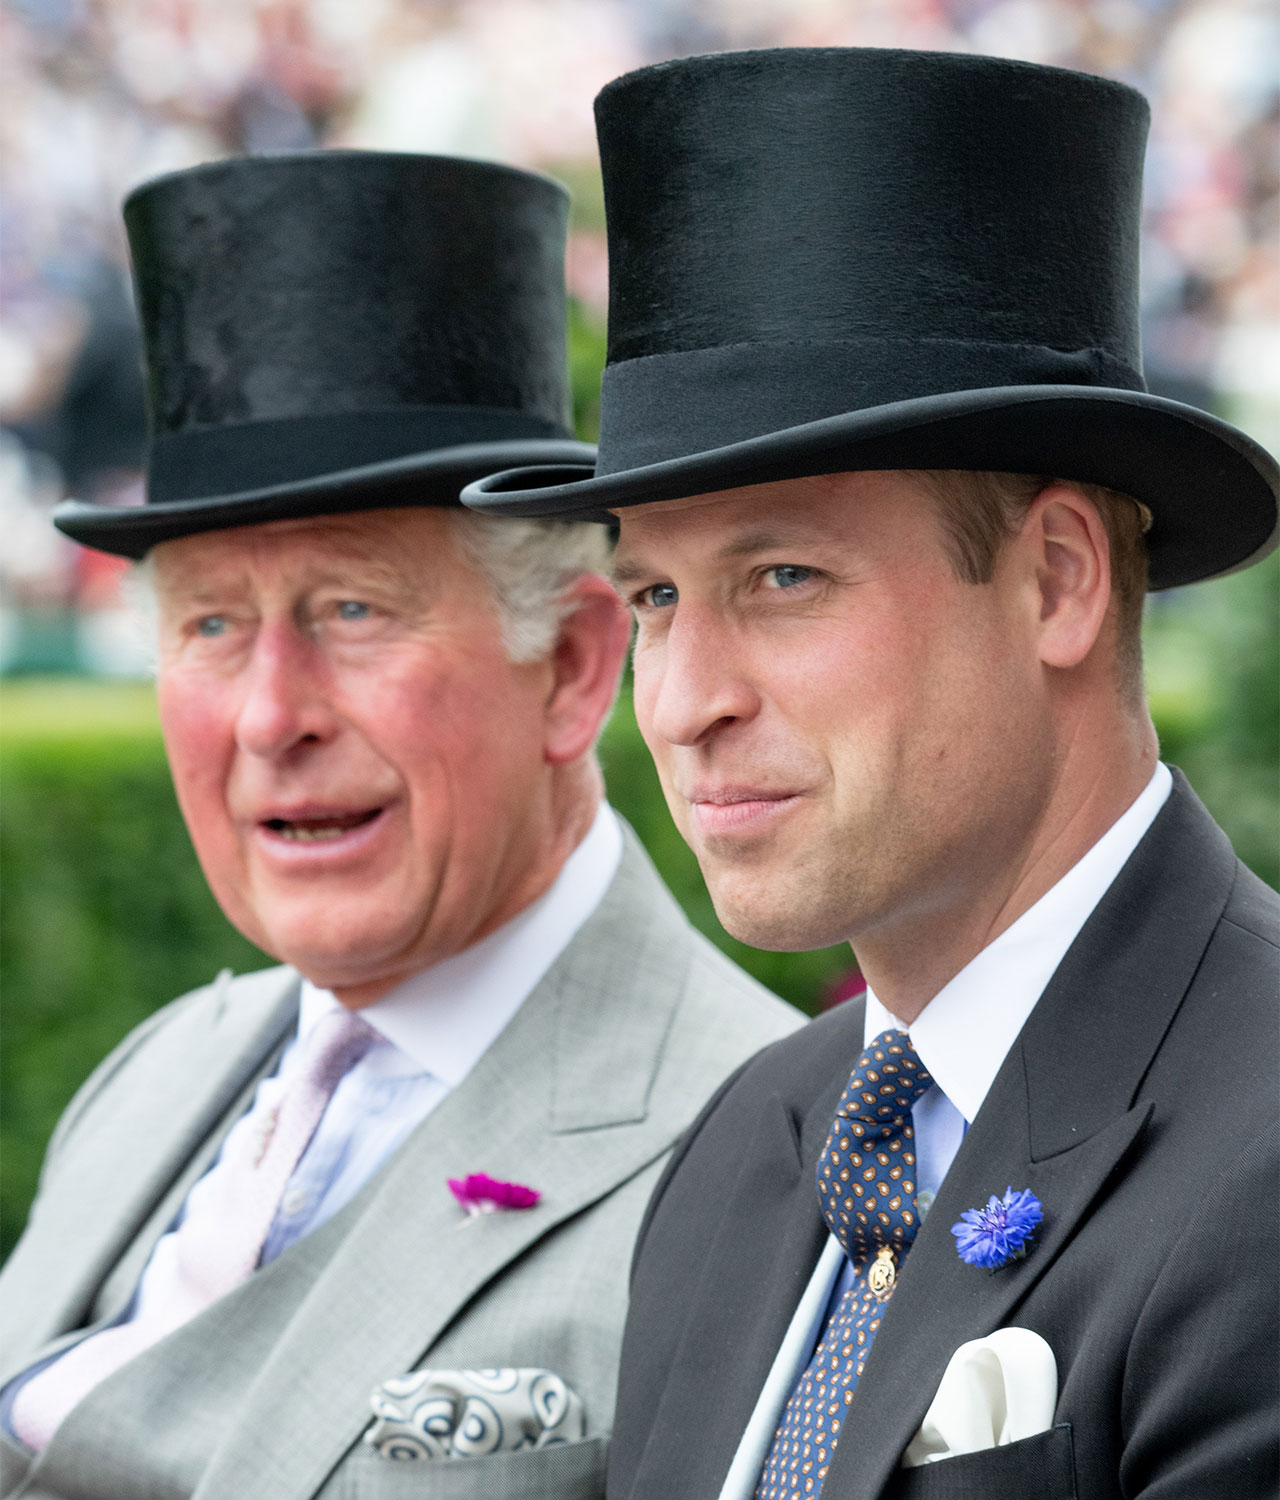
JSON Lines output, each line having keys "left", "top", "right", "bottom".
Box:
{"left": 260, "top": 918, "right": 414, "bottom": 992}
{"left": 709, "top": 888, "right": 850, "bottom": 955}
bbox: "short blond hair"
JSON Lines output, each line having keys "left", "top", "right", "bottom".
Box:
{"left": 911, "top": 471, "right": 1150, "bottom": 698}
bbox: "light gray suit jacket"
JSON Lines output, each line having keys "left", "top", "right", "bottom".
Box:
{"left": 0, "top": 829, "right": 801, "bottom": 1500}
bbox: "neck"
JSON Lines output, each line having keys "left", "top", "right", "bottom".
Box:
{"left": 855, "top": 713, "right": 1158, "bottom": 1026}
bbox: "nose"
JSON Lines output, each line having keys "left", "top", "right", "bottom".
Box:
{"left": 638, "top": 604, "right": 761, "bottom": 749}
{"left": 234, "top": 622, "right": 336, "bottom": 761}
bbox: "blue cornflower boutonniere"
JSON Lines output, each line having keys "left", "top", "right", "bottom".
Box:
{"left": 952, "top": 1186, "right": 1044, "bottom": 1270}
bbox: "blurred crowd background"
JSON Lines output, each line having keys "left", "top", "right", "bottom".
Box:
{"left": 1, "top": 0, "right": 1277, "bottom": 1251}
{"left": 2, "top": 0, "right": 1278, "bottom": 651}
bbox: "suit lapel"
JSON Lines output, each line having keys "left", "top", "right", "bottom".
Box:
{"left": 826, "top": 774, "right": 1240, "bottom": 1498}
{"left": 825, "top": 1088, "right": 1151, "bottom": 1499}
{"left": 627, "top": 1002, "right": 862, "bottom": 1500}
{"left": 0, "top": 968, "right": 298, "bottom": 1377}
{"left": 197, "top": 833, "right": 718, "bottom": 1500}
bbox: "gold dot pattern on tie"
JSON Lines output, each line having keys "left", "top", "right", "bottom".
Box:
{"left": 10, "top": 1006, "right": 378, "bottom": 1455}
{"left": 755, "top": 1031, "right": 932, "bottom": 1500}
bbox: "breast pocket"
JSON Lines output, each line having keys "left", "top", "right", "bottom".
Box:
{"left": 325, "top": 1435, "right": 608, "bottom": 1500}
{"left": 882, "top": 1424, "right": 1076, "bottom": 1500}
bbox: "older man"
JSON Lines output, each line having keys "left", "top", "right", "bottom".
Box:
{"left": 0, "top": 151, "right": 798, "bottom": 1500}
{"left": 466, "top": 49, "right": 1279, "bottom": 1500}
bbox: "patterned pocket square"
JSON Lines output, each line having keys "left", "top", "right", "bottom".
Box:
{"left": 365, "top": 1367, "right": 586, "bottom": 1461}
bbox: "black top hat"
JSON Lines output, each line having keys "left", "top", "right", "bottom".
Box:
{"left": 464, "top": 49, "right": 1278, "bottom": 590}
{"left": 54, "top": 151, "right": 594, "bottom": 559}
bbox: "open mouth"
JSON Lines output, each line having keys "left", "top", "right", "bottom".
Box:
{"left": 262, "top": 810, "right": 382, "bottom": 843}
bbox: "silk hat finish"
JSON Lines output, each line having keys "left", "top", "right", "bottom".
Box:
{"left": 54, "top": 151, "right": 593, "bottom": 559}
{"left": 463, "top": 48, "right": 1278, "bottom": 590}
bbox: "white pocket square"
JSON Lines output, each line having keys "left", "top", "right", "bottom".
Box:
{"left": 365, "top": 1367, "right": 585, "bottom": 1461}
{"left": 902, "top": 1328, "right": 1056, "bottom": 1468}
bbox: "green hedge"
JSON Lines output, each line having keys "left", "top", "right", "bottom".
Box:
{"left": 2, "top": 553, "right": 1276, "bottom": 1260}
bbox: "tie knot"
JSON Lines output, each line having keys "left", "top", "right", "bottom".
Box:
{"left": 816, "top": 1030, "right": 931, "bottom": 1264}
{"left": 834, "top": 1029, "right": 932, "bottom": 1126}
{"left": 295, "top": 1006, "right": 379, "bottom": 1092}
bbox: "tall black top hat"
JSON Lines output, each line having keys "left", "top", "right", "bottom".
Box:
{"left": 54, "top": 151, "right": 593, "bottom": 559}
{"left": 465, "top": 49, "right": 1278, "bottom": 589}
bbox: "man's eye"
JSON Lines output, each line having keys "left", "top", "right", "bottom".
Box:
{"left": 640, "top": 583, "right": 678, "bottom": 609}
{"left": 766, "top": 566, "right": 814, "bottom": 589}
{"left": 196, "top": 616, "right": 228, "bottom": 638}
{"left": 336, "top": 601, "right": 372, "bottom": 621}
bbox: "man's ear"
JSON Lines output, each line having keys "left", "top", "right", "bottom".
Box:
{"left": 543, "top": 574, "right": 630, "bottom": 765}
{"left": 1018, "top": 483, "right": 1113, "bottom": 671}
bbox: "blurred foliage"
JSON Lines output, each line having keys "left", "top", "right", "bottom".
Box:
{"left": 1144, "top": 552, "right": 1279, "bottom": 889}
{"left": 569, "top": 299, "right": 606, "bottom": 442}
{"left": 0, "top": 681, "right": 270, "bottom": 1258}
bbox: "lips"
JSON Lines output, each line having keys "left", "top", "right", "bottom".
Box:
{"left": 686, "top": 786, "right": 804, "bottom": 837}
{"left": 686, "top": 785, "right": 799, "bottom": 808}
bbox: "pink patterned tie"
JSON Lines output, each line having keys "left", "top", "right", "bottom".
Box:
{"left": 12, "top": 1007, "right": 376, "bottom": 1453}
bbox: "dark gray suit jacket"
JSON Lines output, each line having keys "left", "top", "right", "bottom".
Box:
{"left": 608, "top": 774, "right": 1279, "bottom": 1500}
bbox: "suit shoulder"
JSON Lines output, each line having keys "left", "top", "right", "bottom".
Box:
{"left": 45, "top": 965, "right": 296, "bottom": 1169}
{"left": 683, "top": 997, "right": 861, "bottom": 1128}
{"left": 604, "top": 827, "right": 803, "bottom": 1057}
{"left": 1221, "top": 859, "right": 1280, "bottom": 951}
{"left": 646, "top": 925, "right": 804, "bottom": 1124}
{"left": 1195, "top": 862, "right": 1280, "bottom": 1036}
{"left": 678, "top": 924, "right": 805, "bottom": 1043}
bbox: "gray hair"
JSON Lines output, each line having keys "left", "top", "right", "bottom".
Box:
{"left": 453, "top": 510, "right": 614, "bottom": 663}
{"left": 128, "top": 511, "right": 614, "bottom": 668}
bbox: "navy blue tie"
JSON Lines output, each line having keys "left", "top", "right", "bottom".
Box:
{"left": 755, "top": 1030, "right": 933, "bottom": 1499}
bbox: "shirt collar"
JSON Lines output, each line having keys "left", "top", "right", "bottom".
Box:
{"left": 864, "top": 762, "right": 1172, "bottom": 1123}
{"left": 298, "top": 803, "right": 624, "bottom": 1087}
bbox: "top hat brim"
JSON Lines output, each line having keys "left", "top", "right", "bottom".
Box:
{"left": 461, "top": 385, "right": 1279, "bottom": 591}
{"left": 54, "top": 437, "right": 598, "bottom": 560}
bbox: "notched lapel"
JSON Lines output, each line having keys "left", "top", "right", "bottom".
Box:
{"left": 549, "top": 831, "right": 689, "bottom": 1132}
{"left": 1023, "top": 772, "right": 1236, "bottom": 1158}
{"left": 818, "top": 777, "right": 1225, "bottom": 1497}
{"left": 0, "top": 968, "right": 298, "bottom": 1371}
{"left": 199, "top": 836, "right": 712, "bottom": 1500}
{"left": 630, "top": 1092, "right": 828, "bottom": 1500}
{"left": 627, "top": 1002, "right": 865, "bottom": 1500}
{"left": 825, "top": 1086, "right": 1150, "bottom": 1500}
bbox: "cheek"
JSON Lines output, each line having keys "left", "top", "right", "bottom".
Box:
{"left": 629, "top": 651, "right": 676, "bottom": 774}
{"left": 156, "top": 676, "right": 244, "bottom": 895}
{"left": 629, "top": 656, "right": 658, "bottom": 743}
{"left": 377, "top": 658, "right": 545, "bottom": 798}
{"left": 157, "top": 675, "right": 233, "bottom": 809}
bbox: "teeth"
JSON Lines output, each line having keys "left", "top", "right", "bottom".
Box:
{"left": 277, "top": 824, "right": 350, "bottom": 842}
{"left": 263, "top": 810, "right": 380, "bottom": 842}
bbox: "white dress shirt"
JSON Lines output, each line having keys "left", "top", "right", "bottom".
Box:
{"left": 716, "top": 763, "right": 1173, "bottom": 1500}
{"left": 127, "top": 803, "right": 624, "bottom": 1307}
{"left": 862, "top": 760, "right": 1171, "bottom": 1200}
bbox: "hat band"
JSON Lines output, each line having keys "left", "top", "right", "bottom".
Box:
{"left": 148, "top": 405, "right": 572, "bottom": 504}
{"left": 596, "top": 337, "right": 1144, "bottom": 474}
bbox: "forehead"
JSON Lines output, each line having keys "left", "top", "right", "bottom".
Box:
{"left": 150, "top": 507, "right": 462, "bottom": 596}
{"left": 612, "top": 471, "right": 938, "bottom": 576}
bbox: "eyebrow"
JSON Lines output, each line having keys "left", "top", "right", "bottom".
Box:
{"left": 612, "top": 523, "right": 824, "bottom": 585}
{"left": 716, "top": 526, "right": 819, "bottom": 559}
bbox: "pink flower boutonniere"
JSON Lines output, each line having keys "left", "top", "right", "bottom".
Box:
{"left": 448, "top": 1173, "right": 541, "bottom": 1218}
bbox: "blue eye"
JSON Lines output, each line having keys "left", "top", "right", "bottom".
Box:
{"left": 769, "top": 566, "right": 813, "bottom": 588}
{"left": 642, "top": 584, "right": 678, "bottom": 609}
{"left": 337, "top": 601, "right": 371, "bottom": 621}
{"left": 197, "top": 616, "right": 227, "bottom": 637}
